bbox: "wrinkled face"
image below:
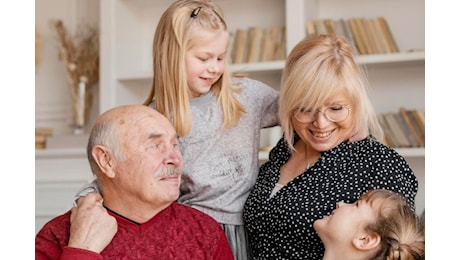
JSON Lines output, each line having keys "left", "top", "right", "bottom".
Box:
{"left": 115, "top": 111, "right": 183, "bottom": 206}
{"left": 313, "top": 198, "right": 377, "bottom": 246}
{"left": 292, "top": 92, "right": 355, "bottom": 152}
{"left": 185, "top": 29, "right": 228, "bottom": 98}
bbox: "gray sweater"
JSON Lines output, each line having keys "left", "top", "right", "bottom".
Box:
{"left": 178, "top": 77, "right": 279, "bottom": 225}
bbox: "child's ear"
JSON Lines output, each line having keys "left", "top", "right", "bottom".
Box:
{"left": 352, "top": 232, "right": 381, "bottom": 251}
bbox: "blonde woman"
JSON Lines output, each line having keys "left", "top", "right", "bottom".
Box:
{"left": 243, "top": 34, "right": 418, "bottom": 259}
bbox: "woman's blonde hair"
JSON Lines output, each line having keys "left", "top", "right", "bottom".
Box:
{"left": 361, "top": 189, "right": 425, "bottom": 260}
{"left": 279, "top": 34, "right": 383, "bottom": 150}
{"left": 143, "top": 0, "right": 244, "bottom": 136}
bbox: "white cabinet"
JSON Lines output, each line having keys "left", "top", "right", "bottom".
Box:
{"left": 35, "top": 148, "right": 94, "bottom": 234}
{"left": 99, "top": 0, "right": 424, "bottom": 214}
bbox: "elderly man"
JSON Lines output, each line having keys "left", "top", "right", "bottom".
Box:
{"left": 35, "top": 105, "right": 234, "bottom": 259}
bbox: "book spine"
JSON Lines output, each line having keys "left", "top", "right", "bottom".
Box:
{"left": 232, "top": 29, "right": 248, "bottom": 64}
{"left": 348, "top": 18, "right": 366, "bottom": 55}
{"left": 377, "top": 17, "right": 399, "bottom": 53}
{"left": 384, "top": 112, "right": 411, "bottom": 147}
{"left": 274, "top": 26, "right": 286, "bottom": 60}
{"left": 370, "top": 18, "right": 391, "bottom": 53}
{"left": 247, "top": 26, "right": 262, "bottom": 63}
{"left": 340, "top": 18, "right": 358, "bottom": 54}
{"left": 395, "top": 109, "right": 419, "bottom": 147}
{"left": 306, "top": 19, "right": 316, "bottom": 36}
{"left": 355, "top": 18, "right": 373, "bottom": 54}
{"left": 378, "top": 114, "right": 397, "bottom": 147}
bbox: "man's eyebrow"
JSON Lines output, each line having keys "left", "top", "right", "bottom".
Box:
{"left": 147, "top": 133, "right": 163, "bottom": 140}
{"left": 147, "top": 133, "right": 180, "bottom": 141}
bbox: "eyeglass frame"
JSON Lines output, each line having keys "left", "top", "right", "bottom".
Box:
{"left": 293, "top": 106, "right": 352, "bottom": 123}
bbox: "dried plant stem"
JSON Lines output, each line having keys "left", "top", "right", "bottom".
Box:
{"left": 52, "top": 20, "right": 99, "bottom": 127}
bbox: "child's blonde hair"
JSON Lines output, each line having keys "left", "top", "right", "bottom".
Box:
{"left": 143, "top": 0, "right": 244, "bottom": 136}
{"left": 362, "top": 189, "right": 425, "bottom": 260}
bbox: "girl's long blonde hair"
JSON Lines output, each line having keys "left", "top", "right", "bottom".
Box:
{"left": 143, "top": 0, "right": 244, "bottom": 136}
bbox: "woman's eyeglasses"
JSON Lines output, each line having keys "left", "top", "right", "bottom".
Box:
{"left": 294, "top": 106, "right": 351, "bottom": 123}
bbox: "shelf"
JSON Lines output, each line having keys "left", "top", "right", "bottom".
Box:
{"left": 35, "top": 148, "right": 86, "bottom": 159}
{"left": 230, "top": 60, "right": 286, "bottom": 73}
{"left": 355, "top": 51, "right": 425, "bottom": 65}
{"left": 258, "top": 147, "right": 425, "bottom": 162}
{"left": 393, "top": 147, "right": 425, "bottom": 157}
{"left": 35, "top": 134, "right": 89, "bottom": 159}
{"left": 116, "top": 52, "right": 424, "bottom": 82}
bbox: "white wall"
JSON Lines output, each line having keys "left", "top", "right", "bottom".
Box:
{"left": 35, "top": 0, "right": 99, "bottom": 135}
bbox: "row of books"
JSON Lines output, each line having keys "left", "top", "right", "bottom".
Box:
{"left": 306, "top": 16, "right": 398, "bottom": 55}
{"left": 36, "top": 127, "right": 53, "bottom": 149}
{"left": 229, "top": 26, "right": 286, "bottom": 64}
{"left": 378, "top": 108, "right": 425, "bottom": 148}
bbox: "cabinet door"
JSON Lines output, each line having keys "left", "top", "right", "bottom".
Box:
{"left": 35, "top": 156, "right": 93, "bottom": 234}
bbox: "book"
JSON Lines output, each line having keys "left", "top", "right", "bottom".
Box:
{"left": 314, "top": 19, "right": 328, "bottom": 35}
{"left": 348, "top": 18, "right": 367, "bottom": 55}
{"left": 323, "top": 19, "right": 335, "bottom": 34}
{"left": 395, "top": 110, "right": 419, "bottom": 147}
{"left": 306, "top": 19, "right": 316, "bottom": 36}
{"left": 232, "top": 28, "right": 248, "bottom": 64}
{"left": 365, "top": 18, "right": 385, "bottom": 54}
{"left": 376, "top": 16, "right": 398, "bottom": 53}
{"left": 340, "top": 18, "right": 358, "bottom": 53}
{"left": 355, "top": 18, "right": 373, "bottom": 54}
{"left": 361, "top": 18, "right": 379, "bottom": 54}
{"left": 399, "top": 107, "right": 424, "bottom": 147}
{"left": 408, "top": 109, "right": 425, "bottom": 145}
{"left": 246, "top": 26, "right": 263, "bottom": 63}
{"left": 370, "top": 18, "right": 391, "bottom": 54}
{"left": 36, "top": 141, "right": 46, "bottom": 149}
{"left": 260, "top": 26, "right": 280, "bottom": 62}
{"left": 35, "top": 134, "right": 47, "bottom": 143}
{"left": 274, "top": 26, "right": 286, "bottom": 60}
{"left": 227, "top": 31, "right": 236, "bottom": 63}
{"left": 35, "top": 127, "right": 53, "bottom": 149}
{"left": 378, "top": 114, "right": 397, "bottom": 147}
{"left": 383, "top": 112, "right": 411, "bottom": 147}
{"left": 411, "top": 109, "right": 425, "bottom": 137}
{"left": 36, "top": 127, "right": 53, "bottom": 136}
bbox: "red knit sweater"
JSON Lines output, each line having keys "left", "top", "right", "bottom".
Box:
{"left": 35, "top": 202, "right": 234, "bottom": 259}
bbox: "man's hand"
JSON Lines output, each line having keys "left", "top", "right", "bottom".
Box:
{"left": 68, "top": 192, "right": 117, "bottom": 253}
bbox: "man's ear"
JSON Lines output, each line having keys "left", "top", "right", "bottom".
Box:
{"left": 352, "top": 232, "right": 381, "bottom": 251}
{"left": 92, "top": 145, "right": 116, "bottom": 178}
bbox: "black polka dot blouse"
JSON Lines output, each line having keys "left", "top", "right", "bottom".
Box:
{"left": 243, "top": 136, "right": 418, "bottom": 259}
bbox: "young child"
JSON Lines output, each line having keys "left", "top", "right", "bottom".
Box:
{"left": 313, "top": 189, "right": 425, "bottom": 260}
{"left": 75, "top": 0, "right": 279, "bottom": 259}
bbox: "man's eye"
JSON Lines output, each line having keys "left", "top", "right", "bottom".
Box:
{"left": 148, "top": 144, "right": 161, "bottom": 149}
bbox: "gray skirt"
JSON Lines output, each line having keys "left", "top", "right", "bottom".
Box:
{"left": 221, "top": 223, "right": 252, "bottom": 260}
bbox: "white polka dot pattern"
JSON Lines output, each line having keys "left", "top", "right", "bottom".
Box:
{"left": 243, "top": 136, "right": 418, "bottom": 259}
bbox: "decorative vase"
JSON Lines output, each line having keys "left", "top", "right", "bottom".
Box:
{"left": 70, "top": 76, "right": 92, "bottom": 135}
